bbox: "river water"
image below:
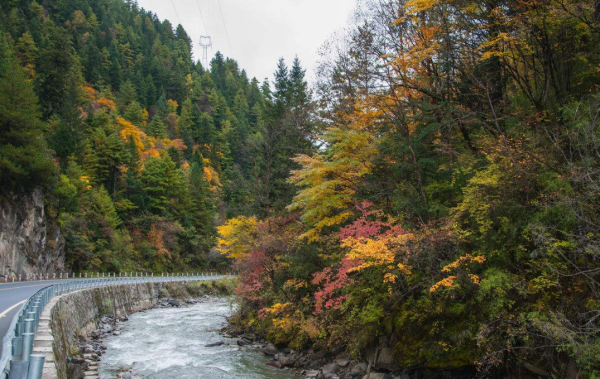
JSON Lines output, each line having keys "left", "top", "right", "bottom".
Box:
{"left": 98, "top": 298, "right": 295, "bottom": 379}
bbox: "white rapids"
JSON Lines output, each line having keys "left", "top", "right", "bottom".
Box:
{"left": 98, "top": 298, "right": 295, "bottom": 379}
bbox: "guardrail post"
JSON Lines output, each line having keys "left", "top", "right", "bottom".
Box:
{"left": 26, "top": 355, "right": 45, "bottom": 379}
{"left": 24, "top": 317, "right": 34, "bottom": 335}
{"left": 8, "top": 360, "right": 28, "bottom": 379}
{"left": 21, "top": 333, "right": 34, "bottom": 361}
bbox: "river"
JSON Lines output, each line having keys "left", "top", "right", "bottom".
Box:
{"left": 98, "top": 298, "right": 296, "bottom": 379}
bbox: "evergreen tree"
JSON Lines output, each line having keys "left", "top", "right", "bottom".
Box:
{"left": 35, "top": 19, "right": 76, "bottom": 116}
{"left": 146, "top": 115, "right": 167, "bottom": 138}
{"left": 0, "top": 36, "right": 55, "bottom": 192}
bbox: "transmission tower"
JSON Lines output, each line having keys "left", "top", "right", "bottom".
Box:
{"left": 199, "top": 35, "right": 212, "bottom": 69}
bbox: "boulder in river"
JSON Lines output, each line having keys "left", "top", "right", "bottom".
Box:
{"left": 279, "top": 354, "right": 296, "bottom": 367}
{"left": 262, "top": 343, "right": 279, "bottom": 356}
{"left": 205, "top": 341, "right": 225, "bottom": 347}
{"left": 237, "top": 338, "right": 251, "bottom": 346}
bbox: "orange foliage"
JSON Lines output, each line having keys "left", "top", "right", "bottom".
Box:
{"left": 169, "top": 139, "right": 187, "bottom": 151}
{"left": 82, "top": 85, "right": 97, "bottom": 99}
{"left": 97, "top": 97, "right": 116, "bottom": 110}
{"left": 148, "top": 223, "right": 171, "bottom": 259}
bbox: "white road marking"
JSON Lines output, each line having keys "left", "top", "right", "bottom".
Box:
{"left": 0, "top": 300, "right": 26, "bottom": 319}
{"left": 0, "top": 283, "right": 50, "bottom": 291}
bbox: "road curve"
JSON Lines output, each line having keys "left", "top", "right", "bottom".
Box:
{"left": 0, "top": 280, "right": 81, "bottom": 358}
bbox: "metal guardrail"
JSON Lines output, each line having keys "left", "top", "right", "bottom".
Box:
{"left": 0, "top": 273, "right": 229, "bottom": 379}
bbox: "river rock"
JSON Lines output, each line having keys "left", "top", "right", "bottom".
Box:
{"left": 362, "top": 373, "right": 392, "bottom": 379}
{"left": 321, "top": 362, "right": 339, "bottom": 378}
{"left": 167, "top": 299, "right": 181, "bottom": 307}
{"left": 267, "top": 361, "right": 283, "bottom": 369}
{"left": 304, "top": 370, "right": 324, "bottom": 379}
{"left": 279, "top": 354, "right": 296, "bottom": 367}
{"left": 237, "top": 338, "right": 251, "bottom": 346}
{"left": 335, "top": 357, "right": 350, "bottom": 367}
{"left": 262, "top": 343, "right": 278, "bottom": 356}
{"left": 205, "top": 341, "right": 225, "bottom": 347}
{"left": 351, "top": 362, "right": 368, "bottom": 376}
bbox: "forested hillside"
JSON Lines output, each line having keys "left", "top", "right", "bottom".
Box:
{"left": 216, "top": 0, "right": 600, "bottom": 377}
{"left": 0, "top": 0, "right": 313, "bottom": 273}
{"left": 2, "top": 0, "right": 600, "bottom": 376}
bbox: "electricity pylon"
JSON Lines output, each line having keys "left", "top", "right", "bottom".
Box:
{"left": 199, "top": 35, "right": 212, "bottom": 69}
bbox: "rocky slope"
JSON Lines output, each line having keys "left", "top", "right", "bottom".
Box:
{"left": 0, "top": 189, "right": 64, "bottom": 279}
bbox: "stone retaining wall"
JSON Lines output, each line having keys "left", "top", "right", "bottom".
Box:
{"left": 35, "top": 280, "right": 230, "bottom": 379}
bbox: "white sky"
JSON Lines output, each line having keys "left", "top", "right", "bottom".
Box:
{"left": 136, "top": 0, "right": 358, "bottom": 83}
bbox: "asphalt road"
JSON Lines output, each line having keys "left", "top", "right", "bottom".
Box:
{"left": 0, "top": 280, "right": 80, "bottom": 358}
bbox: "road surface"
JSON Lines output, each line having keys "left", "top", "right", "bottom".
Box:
{"left": 0, "top": 280, "right": 79, "bottom": 358}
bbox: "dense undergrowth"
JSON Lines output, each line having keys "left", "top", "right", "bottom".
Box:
{"left": 218, "top": 0, "right": 600, "bottom": 377}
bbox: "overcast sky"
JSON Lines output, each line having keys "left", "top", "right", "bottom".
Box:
{"left": 136, "top": 0, "right": 358, "bottom": 84}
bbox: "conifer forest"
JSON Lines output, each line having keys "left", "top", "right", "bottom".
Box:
{"left": 1, "top": 0, "right": 600, "bottom": 377}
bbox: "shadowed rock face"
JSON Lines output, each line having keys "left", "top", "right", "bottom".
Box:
{"left": 0, "top": 189, "right": 65, "bottom": 278}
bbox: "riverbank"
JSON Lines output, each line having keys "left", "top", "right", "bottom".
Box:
{"left": 223, "top": 315, "right": 478, "bottom": 379}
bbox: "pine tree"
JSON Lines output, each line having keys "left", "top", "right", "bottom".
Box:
{"left": 35, "top": 19, "right": 76, "bottom": 116}
{"left": 273, "top": 58, "right": 291, "bottom": 104}
{"left": 146, "top": 115, "right": 167, "bottom": 138}
{"left": 0, "top": 35, "right": 55, "bottom": 192}
{"left": 15, "top": 32, "right": 37, "bottom": 77}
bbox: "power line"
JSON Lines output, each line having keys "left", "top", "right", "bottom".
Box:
{"left": 169, "top": 0, "right": 182, "bottom": 26}
{"left": 195, "top": 0, "right": 209, "bottom": 35}
{"left": 216, "top": 0, "right": 233, "bottom": 56}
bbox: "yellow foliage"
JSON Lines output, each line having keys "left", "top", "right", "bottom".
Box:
{"left": 217, "top": 216, "right": 258, "bottom": 260}
{"left": 405, "top": 0, "right": 442, "bottom": 14}
{"left": 117, "top": 117, "right": 146, "bottom": 156}
{"left": 79, "top": 175, "right": 92, "bottom": 190}
{"left": 441, "top": 254, "right": 486, "bottom": 273}
{"left": 430, "top": 254, "right": 486, "bottom": 292}
{"left": 167, "top": 99, "right": 178, "bottom": 113}
{"left": 288, "top": 98, "right": 380, "bottom": 242}
{"left": 203, "top": 164, "right": 221, "bottom": 193}
{"left": 263, "top": 302, "right": 292, "bottom": 315}
{"left": 430, "top": 276, "right": 457, "bottom": 293}
{"left": 343, "top": 233, "right": 413, "bottom": 277}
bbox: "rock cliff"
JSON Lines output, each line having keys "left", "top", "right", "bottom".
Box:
{"left": 0, "top": 189, "right": 64, "bottom": 278}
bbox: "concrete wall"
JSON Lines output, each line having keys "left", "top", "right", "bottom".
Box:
{"left": 35, "top": 280, "right": 230, "bottom": 379}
